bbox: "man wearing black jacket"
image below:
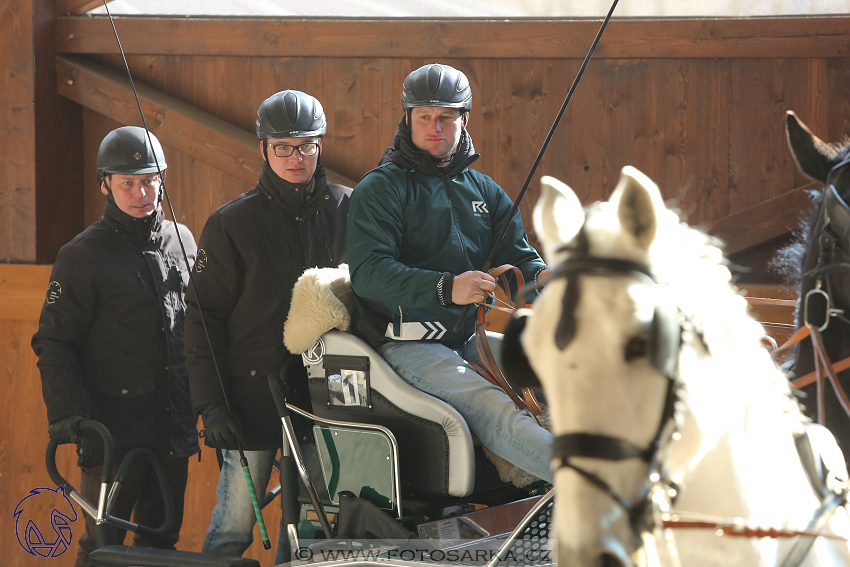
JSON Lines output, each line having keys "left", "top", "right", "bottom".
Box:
{"left": 32, "top": 127, "right": 198, "bottom": 567}
{"left": 185, "top": 90, "right": 351, "bottom": 561}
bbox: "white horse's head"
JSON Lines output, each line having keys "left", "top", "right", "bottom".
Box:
{"left": 523, "top": 167, "right": 678, "bottom": 567}
{"left": 514, "top": 167, "right": 841, "bottom": 567}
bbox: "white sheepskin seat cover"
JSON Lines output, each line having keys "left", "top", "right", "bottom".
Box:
{"left": 283, "top": 264, "right": 353, "bottom": 354}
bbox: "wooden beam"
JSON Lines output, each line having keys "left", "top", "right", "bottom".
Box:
{"left": 56, "top": 0, "right": 115, "bottom": 16}
{"left": 56, "top": 56, "right": 355, "bottom": 187}
{"left": 706, "top": 182, "right": 818, "bottom": 255}
{"left": 55, "top": 16, "right": 850, "bottom": 59}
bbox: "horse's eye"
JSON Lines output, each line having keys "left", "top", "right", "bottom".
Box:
{"left": 624, "top": 336, "right": 650, "bottom": 362}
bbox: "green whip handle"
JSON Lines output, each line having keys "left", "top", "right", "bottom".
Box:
{"left": 241, "top": 459, "right": 272, "bottom": 550}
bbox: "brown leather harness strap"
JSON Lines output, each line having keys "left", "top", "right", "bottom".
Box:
{"left": 660, "top": 514, "right": 848, "bottom": 541}
{"left": 771, "top": 324, "right": 850, "bottom": 421}
{"left": 474, "top": 264, "right": 542, "bottom": 416}
{"left": 772, "top": 325, "right": 812, "bottom": 357}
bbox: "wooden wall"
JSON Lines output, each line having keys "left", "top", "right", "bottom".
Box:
{"left": 2, "top": 15, "right": 849, "bottom": 265}
{"left": 52, "top": 16, "right": 850, "bottom": 266}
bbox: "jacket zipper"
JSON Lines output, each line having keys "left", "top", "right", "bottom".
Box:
{"left": 444, "top": 175, "right": 468, "bottom": 266}
{"left": 323, "top": 240, "right": 333, "bottom": 266}
{"left": 137, "top": 271, "right": 150, "bottom": 325}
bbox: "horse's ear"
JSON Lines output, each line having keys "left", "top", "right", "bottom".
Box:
{"left": 786, "top": 110, "right": 839, "bottom": 183}
{"left": 535, "top": 176, "right": 584, "bottom": 263}
{"left": 612, "top": 166, "right": 662, "bottom": 250}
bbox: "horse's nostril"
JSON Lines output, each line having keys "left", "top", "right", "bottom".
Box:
{"left": 599, "top": 552, "right": 627, "bottom": 567}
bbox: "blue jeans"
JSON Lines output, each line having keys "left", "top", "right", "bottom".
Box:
{"left": 202, "top": 449, "right": 288, "bottom": 562}
{"left": 203, "top": 446, "right": 323, "bottom": 562}
{"left": 379, "top": 333, "right": 553, "bottom": 483}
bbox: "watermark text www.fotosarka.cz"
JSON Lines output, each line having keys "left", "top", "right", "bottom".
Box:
{"left": 294, "top": 540, "right": 553, "bottom": 564}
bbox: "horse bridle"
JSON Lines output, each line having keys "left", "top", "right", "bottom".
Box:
{"left": 546, "top": 251, "right": 686, "bottom": 537}
{"left": 546, "top": 245, "right": 850, "bottom": 565}
{"left": 776, "top": 158, "right": 850, "bottom": 416}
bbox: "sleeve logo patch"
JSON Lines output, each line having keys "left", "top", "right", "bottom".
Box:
{"left": 46, "top": 281, "right": 62, "bottom": 304}
{"left": 195, "top": 249, "right": 208, "bottom": 273}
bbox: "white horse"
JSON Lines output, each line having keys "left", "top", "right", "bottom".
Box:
{"left": 507, "top": 167, "right": 850, "bottom": 567}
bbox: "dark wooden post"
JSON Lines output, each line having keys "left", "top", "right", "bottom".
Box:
{"left": 33, "top": 0, "right": 85, "bottom": 263}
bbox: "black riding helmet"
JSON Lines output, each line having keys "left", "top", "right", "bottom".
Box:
{"left": 256, "top": 90, "right": 327, "bottom": 140}
{"left": 97, "top": 127, "right": 167, "bottom": 181}
{"left": 97, "top": 127, "right": 167, "bottom": 203}
{"left": 401, "top": 63, "right": 472, "bottom": 112}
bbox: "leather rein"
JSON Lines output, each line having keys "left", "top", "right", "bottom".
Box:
{"left": 772, "top": 245, "right": 850, "bottom": 423}
{"left": 472, "top": 264, "right": 543, "bottom": 417}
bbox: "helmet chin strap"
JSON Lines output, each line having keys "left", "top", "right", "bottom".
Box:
{"left": 101, "top": 175, "right": 116, "bottom": 203}
{"left": 157, "top": 173, "right": 165, "bottom": 204}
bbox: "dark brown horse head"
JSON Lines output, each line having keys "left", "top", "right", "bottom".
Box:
{"left": 785, "top": 110, "right": 850, "bottom": 463}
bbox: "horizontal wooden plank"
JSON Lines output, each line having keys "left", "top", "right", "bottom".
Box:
{"left": 706, "top": 182, "right": 817, "bottom": 255}
{"left": 0, "top": 264, "right": 52, "bottom": 320}
{"left": 56, "top": 56, "right": 355, "bottom": 187}
{"left": 739, "top": 283, "right": 797, "bottom": 302}
{"left": 56, "top": 17, "right": 850, "bottom": 59}
{"left": 739, "top": 284, "right": 797, "bottom": 347}
{"left": 56, "top": 0, "right": 114, "bottom": 16}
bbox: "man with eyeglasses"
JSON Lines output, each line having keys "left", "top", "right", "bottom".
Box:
{"left": 184, "top": 90, "right": 351, "bottom": 561}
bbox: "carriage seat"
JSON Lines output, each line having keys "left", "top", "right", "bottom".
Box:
{"left": 284, "top": 266, "right": 523, "bottom": 505}
{"left": 304, "top": 330, "right": 477, "bottom": 499}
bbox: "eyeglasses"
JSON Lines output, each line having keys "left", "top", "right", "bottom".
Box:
{"left": 269, "top": 142, "right": 319, "bottom": 158}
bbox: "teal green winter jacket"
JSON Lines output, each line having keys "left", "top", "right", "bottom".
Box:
{"left": 347, "top": 152, "right": 546, "bottom": 349}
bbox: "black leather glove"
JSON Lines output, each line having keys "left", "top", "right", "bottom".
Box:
{"left": 200, "top": 404, "right": 243, "bottom": 449}
{"left": 48, "top": 415, "right": 84, "bottom": 445}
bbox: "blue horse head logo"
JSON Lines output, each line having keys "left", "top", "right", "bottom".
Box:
{"left": 14, "top": 486, "right": 78, "bottom": 558}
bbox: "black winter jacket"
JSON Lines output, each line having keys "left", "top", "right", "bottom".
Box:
{"left": 32, "top": 200, "right": 199, "bottom": 465}
{"left": 185, "top": 162, "right": 351, "bottom": 450}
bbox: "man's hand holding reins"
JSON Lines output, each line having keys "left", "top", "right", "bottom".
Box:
{"left": 452, "top": 270, "right": 497, "bottom": 305}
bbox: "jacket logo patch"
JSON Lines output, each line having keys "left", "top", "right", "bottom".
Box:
{"left": 46, "top": 281, "right": 62, "bottom": 304}
{"left": 195, "top": 249, "right": 208, "bottom": 273}
{"left": 472, "top": 201, "right": 489, "bottom": 215}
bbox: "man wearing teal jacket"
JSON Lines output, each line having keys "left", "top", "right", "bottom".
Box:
{"left": 347, "top": 63, "right": 553, "bottom": 483}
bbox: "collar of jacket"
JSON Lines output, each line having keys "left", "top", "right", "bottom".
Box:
{"left": 101, "top": 198, "right": 163, "bottom": 246}
{"left": 257, "top": 160, "right": 331, "bottom": 218}
{"left": 379, "top": 114, "right": 478, "bottom": 176}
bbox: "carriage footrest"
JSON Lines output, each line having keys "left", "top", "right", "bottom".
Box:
{"left": 89, "top": 545, "right": 261, "bottom": 567}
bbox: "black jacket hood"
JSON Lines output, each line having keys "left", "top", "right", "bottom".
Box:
{"left": 379, "top": 114, "right": 475, "bottom": 176}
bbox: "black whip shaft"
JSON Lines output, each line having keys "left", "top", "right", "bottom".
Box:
{"left": 452, "top": 0, "right": 620, "bottom": 333}
{"left": 102, "top": 3, "right": 271, "bottom": 550}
